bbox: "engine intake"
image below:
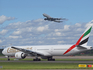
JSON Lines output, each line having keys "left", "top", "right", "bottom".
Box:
{"left": 15, "top": 52, "right": 26, "bottom": 59}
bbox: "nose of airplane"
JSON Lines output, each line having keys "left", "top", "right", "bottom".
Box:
{"left": 2, "top": 49, "right": 5, "bottom": 55}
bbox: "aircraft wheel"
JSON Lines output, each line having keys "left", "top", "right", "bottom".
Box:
{"left": 33, "top": 59, "right": 36, "bottom": 61}
{"left": 52, "top": 59, "right": 55, "bottom": 61}
{"left": 38, "top": 59, "right": 41, "bottom": 61}
{"left": 33, "top": 59, "right": 41, "bottom": 61}
{"left": 7, "top": 56, "right": 10, "bottom": 61}
{"left": 48, "top": 58, "right": 55, "bottom": 61}
{"left": 8, "top": 59, "right": 10, "bottom": 61}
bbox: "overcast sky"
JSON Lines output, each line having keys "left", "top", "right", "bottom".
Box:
{"left": 0, "top": 0, "right": 93, "bottom": 48}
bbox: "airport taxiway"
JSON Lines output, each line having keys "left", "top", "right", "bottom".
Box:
{"left": 0, "top": 56, "right": 93, "bottom": 63}
{"left": 1, "top": 56, "right": 93, "bottom": 59}
{"left": 1, "top": 56, "right": 93, "bottom": 70}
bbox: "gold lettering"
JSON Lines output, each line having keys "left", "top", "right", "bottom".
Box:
{"left": 7, "top": 47, "right": 33, "bottom": 53}
{"left": 27, "top": 47, "right": 29, "bottom": 50}
{"left": 30, "top": 47, "right": 32, "bottom": 50}
{"left": 7, "top": 48, "right": 20, "bottom": 53}
{"left": 7, "top": 48, "right": 9, "bottom": 53}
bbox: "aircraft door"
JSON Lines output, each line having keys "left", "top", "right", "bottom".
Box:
{"left": 51, "top": 47, "right": 53, "bottom": 52}
{"left": 34, "top": 47, "right": 36, "bottom": 52}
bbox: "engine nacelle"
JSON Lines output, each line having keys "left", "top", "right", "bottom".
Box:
{"left": 15, "top": 52, "right": 26, "bottom": 59}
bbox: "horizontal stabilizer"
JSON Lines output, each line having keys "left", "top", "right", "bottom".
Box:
{"left": 77, "top": 45, "right": 87, "bottom": 50}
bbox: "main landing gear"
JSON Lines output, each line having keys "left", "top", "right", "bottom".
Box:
{"left": 47, "top": 56, "right": 55, "bottom": 61}
{"left": 33, "top": 58, "right": 41, "bottom": 61}
{"left": 33, "top": 54, "right": 41, "bottom": 61}
{"left": 33, "top": 56, "right": 55, "bottom": 61}
{"left": 48, "top": 58, "right": 55, "bottom": 61}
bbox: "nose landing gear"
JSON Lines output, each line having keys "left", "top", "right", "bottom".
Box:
{"left": 8, "top": 56, "right": 10, "bottom": 61}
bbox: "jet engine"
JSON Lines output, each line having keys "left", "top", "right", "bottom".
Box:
{"left": 44, "top": 18, "right": 47, "bottom": 20}
{"left": 15, "top": 52, "right": 26, "bottom": 59}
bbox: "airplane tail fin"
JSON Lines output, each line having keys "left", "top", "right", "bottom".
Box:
{"left": 63, "top": 26, "right": 92, "bottom": 55}
{"left": 76, "top": 26, "right": 92, "bottom": 46}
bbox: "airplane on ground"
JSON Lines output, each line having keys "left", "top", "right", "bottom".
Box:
{"left": 43, "top": 13, "right": 67, "bottom": 23}
{"left": 2, "top": 26, "right": 92, "bottom": 61}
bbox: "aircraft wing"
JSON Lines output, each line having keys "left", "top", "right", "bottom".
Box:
{"left": 11, "top": 46, "right": 44, "bottom": 56}
{"left": 53, "top": 18, "right": 61, "bottom": 20}
{"left": 54, "top": 20, "right": 63, "bottom": 23}
{"left": 54, "top": 18, "right": 68, "bottom": 20}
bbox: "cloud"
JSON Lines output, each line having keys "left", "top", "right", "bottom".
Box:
{"left": 37, "top": 25, "right": 49, "bottom": 32}
{"left": 55, "top": 32, "right": 61, "bottom": 36}
{"left": 76, "top": 28, "right": 83, "bottom": 32}
{"left": 0, "top": 15, "right": 16, "bottom": 24}
{"left": 9, "top": 36, "right": 22, "bottom": 39}
{"left": 0, "top": 40, "right": 3, "bottom": 43}
{"left": 0, "top": 18, "right": 93, "bottom": 47}
{"left": 57, "top": 41, "right": 65, "bottom": 44}
{"left": 64, "top": 25, "right": 70, "bottom": 31}
{"left": 75, "top": 23, "right": 81, "bottom": 27}
{"left": 13, "top": 30, "right": 21, "bottom": 35}
{"left": 0, "top": 29, "right": 8, "bottom": 35}
{"left": 85, "top": 20, "right": 93, "bottom": 27}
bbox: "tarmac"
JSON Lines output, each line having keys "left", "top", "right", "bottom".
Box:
{"left": 1, "top": 56, "right": 93, "bottom": 70}
{"left": 1, "top": 56, "right": 93, "bottom": 59}
{"left": 1, "top": 56, "right": 93, "bottom": 63}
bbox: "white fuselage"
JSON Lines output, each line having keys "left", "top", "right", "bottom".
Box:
{"left": 2, "top": 45, "right": 90, "bottom": 57}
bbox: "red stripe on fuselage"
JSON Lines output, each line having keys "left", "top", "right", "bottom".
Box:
{"left": 63, "top": 45, "right": 75, "bottom": 55}
{"left": 63, "top": 34, "right": 84, "bottom": 55}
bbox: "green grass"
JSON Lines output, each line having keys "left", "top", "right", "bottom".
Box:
{"left": 0, "top": 62, "right": 93, "bottom": 69}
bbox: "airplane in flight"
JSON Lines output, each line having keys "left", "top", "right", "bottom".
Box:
{"left": 2, "top": 26, "right": 92, "bottom": 61}
{"left": 43, "top": 13, "right": 67, "bottom": 23}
